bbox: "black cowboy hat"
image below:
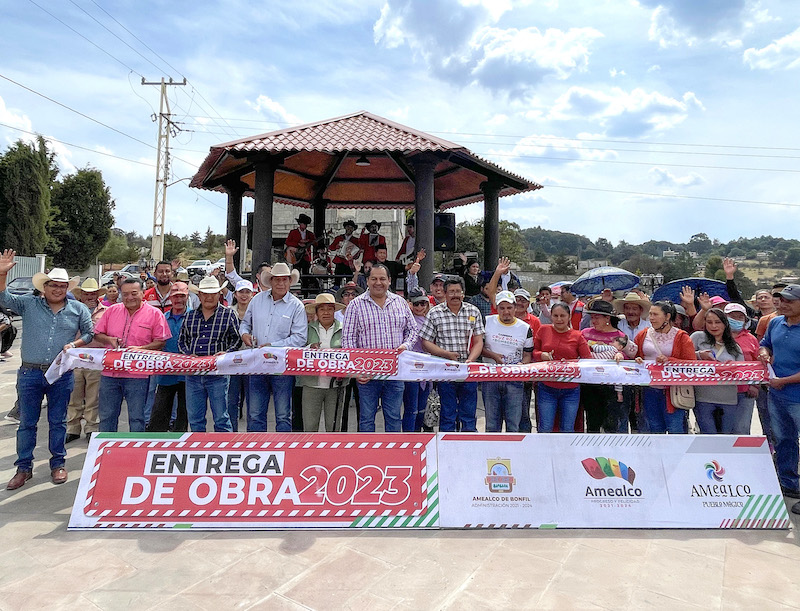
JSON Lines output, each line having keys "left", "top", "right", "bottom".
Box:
{"left": 584, "top": 299, "right": 620, "bottom": 319}
{"left": 366, "top": 219, "right": 381, "bottom": 229}
{"left": 343, "top": 219, "right": 357, "bottom": 229}
{"left": 296, "top": 213, "right": 312, "bottom": 225}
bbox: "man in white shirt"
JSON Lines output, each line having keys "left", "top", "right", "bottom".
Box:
{"left": 481, "top": 291, "right": 533, "bottom": 433}
{"left": 614, "top": 292, "right": 652, "bottom": 341}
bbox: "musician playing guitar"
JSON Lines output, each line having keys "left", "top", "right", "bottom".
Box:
{"left": 284, "top": 213, "right": 316, "bottom": 283}
{"left": 329, "top": 220, "right": 362, "bottom": 277}
{"left": 395, "top": 217, "right": 416, "bottom": 265}
{"left": 358, "top": 219, "right": 386, "bottom": 264}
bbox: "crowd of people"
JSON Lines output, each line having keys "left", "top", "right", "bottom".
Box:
{"left": 1, "top": 239, "right": 799, "bottom": 517}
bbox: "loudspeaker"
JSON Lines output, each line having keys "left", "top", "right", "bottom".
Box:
{"left": 434, "top": 212, "right": 456, "bottom": 251}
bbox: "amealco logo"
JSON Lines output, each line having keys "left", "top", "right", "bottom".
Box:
{"left": 690, "top": 460, "right": 751, "bottom": 498}
{"left": 581, "top": 457, "right": 643, "bottom": 499}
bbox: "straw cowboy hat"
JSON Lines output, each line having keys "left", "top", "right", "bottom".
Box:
{"left": 304, "top": 292, "right": 345, "bottom": 315}
{"left": 32, "top": 268, "right": 80, "bottom": 293}
{"left": 72, "top": 277, "right": 106, "bottom": 299}
{"left": 260, "top": 262, "right": 300, "bottom": 287}
{"left": 613, "top": 292, "right": 651, "bottom": 315}
{"left": 189, "top": 276, "right": 228, "bottom": 294}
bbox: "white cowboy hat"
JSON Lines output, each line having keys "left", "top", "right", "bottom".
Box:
{"left": 72, "top": 277, "right": 106, "bottom": 299}
{"left": 189, "top": 276, "right": 228, "bottom": 294}
{"left": 612, "top": 292, "right": 651, "bottom": 315}
{"left": 304, "top": 292, "right": 346, "bottom": 314}
{"left": 32, "top": 268, "right": 80, "bottom": 292}
{"left": 261, "top": 262, "right": 300, "bottom": 287}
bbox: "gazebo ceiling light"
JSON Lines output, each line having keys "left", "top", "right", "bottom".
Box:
{"left": 354, "top": 154, "right": 370, "bottom": 167}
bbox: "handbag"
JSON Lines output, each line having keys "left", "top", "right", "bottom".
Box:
{"left": 423, "top": 386, "right": 440, "bottom": 428}
{"left": 648, "top": 329, "right": 695, "bottom": 410}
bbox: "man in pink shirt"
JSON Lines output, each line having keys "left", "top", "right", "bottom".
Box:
{"left": 94, "top": 278, "right": 170, "bottom": 432}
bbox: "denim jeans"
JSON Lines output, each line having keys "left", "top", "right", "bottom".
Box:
{"left": 185, "top": 376, "right": 231, "bottom": 432}
{"left": 227, "top": 375, "right": 250, "bottom": 432}
{"left": 437, "top": 381, "right": 478, "bottom": 432}
{"left": 519, "top": 382, "right": 533, "bottom": 433}
{"left": 694, "top": 400, "right": 747, "bottom": 434}
{"left": 537, "top": 383, "right": 580, "bottom": 433}
{"left": 99, "top": 376, "right": 150, "bottom": 432}
{"left": 482, "top": 381, "right": 524, "bottom": 432}
{"left": 402, "top": 382, "right": 431, "bottom": 432}
{"left": 733, "top": 392, "right": 755, "bottom": 435}
{"left": 248, "top": 375, "right": 294, "bottom": 432}
{"left": 16, "top": 367, "right": 74, "bottom": 471}
{"left": 643, "top": 387, "right": 687, "bottom": 434}
{"left": 358, "top": 379, "right": 404, "bottom": 432}
{"left": 767, "top": 391, "right": 800, "bottom": 492}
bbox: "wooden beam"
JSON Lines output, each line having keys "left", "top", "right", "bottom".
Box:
{"left": 311, "top": 151, "right": 348, "bottom": 201}
{"left": 386, "top": 152, "right": 415, "bottom": 183}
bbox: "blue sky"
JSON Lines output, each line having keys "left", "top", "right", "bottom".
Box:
{"left": 1, "top": 0, "right": 799, "bottom": 246}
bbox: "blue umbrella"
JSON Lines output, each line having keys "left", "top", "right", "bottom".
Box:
{"left": 651, "top": 277, "right": 730, "bottom": 304}
{"left": 570, "top": 266, "right": 640, "bottom": 296}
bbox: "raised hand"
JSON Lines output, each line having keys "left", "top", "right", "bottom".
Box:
{"left": 496, "top": 256, "right": 510, "bottom": 275}
{"left": 416, "top": 248, "right": 427, "bottom": 263}
{"left": 225, "top": 239, "right": 239, "bottom": 257}
{"left": 697, "top": 292, "right": 712, "bottom": 311}
{"left": 723, "top": 257, "right": 737, "bottom": 279}
{"left": 0, "top": 250, "right": 17, "bottom": 275}
{"left": 171, "top": 258, "right": 181, "bottom": 271}
{"left": 680, "top": 285, "right": 695, "bottom": 305}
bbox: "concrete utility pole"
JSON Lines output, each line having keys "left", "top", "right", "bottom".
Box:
{"left": 142, "top": 77, "right": 186, "bottom": 263}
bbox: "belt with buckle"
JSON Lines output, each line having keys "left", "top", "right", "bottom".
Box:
{"left": 21, "top": 362, "right": 51, "bottom": 371}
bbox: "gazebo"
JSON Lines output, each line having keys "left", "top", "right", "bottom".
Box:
{"left": 190, "top": 111, "right": 542, "bottom": 285}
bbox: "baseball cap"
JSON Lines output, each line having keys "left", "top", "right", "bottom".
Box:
{"left": 709, "top": 296, "right": 728, "bottom": 306}
{"left": 513, "top": 288, "right": 531, "bottom": 302}
{"left": 431, "top": 273, "right": 446, "bottom": 284}
{"left": 235, "top": 280, "right": 254, "bottom": 293}
{"left": 495, "top": 290, "right": 515, "bottom": 306}
{"left": 407, "top": 288, "right": 429, "bottom": 304}
{"left": 778, "top": 284, "right": 800, "bottom": 301}
{"left": 170, "top": 281, "right": 189, "bottom": 296}
{"left": 723, "top": 303, "right": 747, "bottom": 316}
{"left": 673, "top": 304, "right": 687, "bottom": 316}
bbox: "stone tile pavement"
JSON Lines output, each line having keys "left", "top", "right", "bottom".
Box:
{"left": 0, "top": 348, "right": 799, "bottom": 609}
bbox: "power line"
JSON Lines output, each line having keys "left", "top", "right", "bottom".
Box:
{"left": 26, "top": 0, "right": 145, "bottom": 78}
{"left": 178, "top": 114, "right": 800, "bottom": 152}
{"left": 544, "top": 184, "right": 798, "bottom": 209}
{"left": 66, "top": 0, "right": 170, "bottom": 78}
{"left": 0, "top": 73, "right": 155, "bottom": 150}
{"left": 0, "top": 121, "right": 155, "bottom": 167}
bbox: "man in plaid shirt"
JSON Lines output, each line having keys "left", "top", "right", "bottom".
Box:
{"left": 420, "top": 277, "right": 484, "bottom": 432}
{"left": 179, "top": 277, "right": 241, "bottom": 432}
{"left": 341, "top": 263, "right": 418, "bottom": 432}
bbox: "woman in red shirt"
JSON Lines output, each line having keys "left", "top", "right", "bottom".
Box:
{"left": 533, "top": 303, "right": 591, "bottom": 432}
{"left": 634, "top": 301, "right": 696, "bottom": 434}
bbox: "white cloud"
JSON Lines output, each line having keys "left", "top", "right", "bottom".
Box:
{"left": 649, "top": 167, "right": 705, "bottom": 187}
{"left": 610, "top": 68, "right": 626, "bottom": 78}
{"left": 550, "top": 87, "right": 704, "bottom": 137}
{"left": 743, "top": 27, "right": 800, "bottom": 70}
{"left": 374, "top": 0, "right": 603, "bottom": 95}
{"left": 244, "top": 95, "right": 302, "bottom": 126}
{"left": 486, "top": 113, "right": 508, "bottom": 126}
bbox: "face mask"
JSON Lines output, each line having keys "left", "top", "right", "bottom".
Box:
{"left": 728, "top": 319, "right": 745, "bottom": 332}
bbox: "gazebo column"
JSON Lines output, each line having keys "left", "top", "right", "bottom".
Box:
{"left": 252, "top": 158, "right": 279, "bottom": 282}
{"left": 225, "top": 181, "right": 246, "bottom": 271}
{"left": 312, "top": 199, "right": 327, "bottom": 246}
{"left": 481, "top": 180, "right": 503, "bottom": 271}
{"left": 410, "top": 154, "right": 438, "bottom": 288}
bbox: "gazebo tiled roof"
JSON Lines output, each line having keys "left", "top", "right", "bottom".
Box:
{"left": 190, "top": 111, "right": 541, "bottom": 209}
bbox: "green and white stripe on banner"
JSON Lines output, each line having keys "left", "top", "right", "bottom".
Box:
{"left": 349, "top": 471, "right": 439, "bottom": 528}
{"left": 721, "top": 494, "right": 790, "bottom": 529}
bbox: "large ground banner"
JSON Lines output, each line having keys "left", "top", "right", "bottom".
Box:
{"left": 71, "top": 433, "right": 788, "bottom": 530}
{"left": 437, "top": 434, "right": 789, "bottom": 529}
{"left": 69, "top": 433, "right": 439, "bottom": 530}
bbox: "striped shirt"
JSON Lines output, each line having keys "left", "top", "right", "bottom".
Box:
{"left": 341, "top": 291, "right": 418, "bottom": 350}
{"left": 179, "top": 305, "right": 241, "bottom": 356}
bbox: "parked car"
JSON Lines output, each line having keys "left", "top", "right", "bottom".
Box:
{"left": 186, "top": 259, "right": 213, "bottom": 276}
{"left": 99, "top": 271, "right": 135, "bottom": 285}
{"left": 120, "top": 263, "right": 143, "bottom": 274}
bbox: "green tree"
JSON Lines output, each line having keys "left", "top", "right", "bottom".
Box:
{"left": 661, "top": 252, "right": 699, "bottom": 282}
{"left": 455, "top": 219, "right": 525, "bottom": 264}
{"left": 163, "top": 232, "right": 187, "bottom": 261}
{"left": 784, "top": 247, "right": 800, "bottom": 268}
{"left": 0, "top": 137, "right": 56, "bottom": 254}
{"left": 705, "top": 255, "right": 724, "bottom": 279}
{"left": 689, "top": 232, "right": 712, "bottom": 254}
{"left": 190, "top": 231, "right": 201, "bottom": 247}
{"left": 550, "top": 253, "right": 576, "bottom": 276}
{"left": 97, "top": 232, "right": 129, "bottom": 264}
{"left": 50, "top": 168, "right": 115, "bottom": 269}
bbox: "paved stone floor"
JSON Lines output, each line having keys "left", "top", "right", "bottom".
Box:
{"left": 0, "top": 343, "right": 799, "bottom": 609}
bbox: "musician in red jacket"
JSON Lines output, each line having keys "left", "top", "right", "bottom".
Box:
{"left": 284, "top": 213, "right": 316, "bottom": 280}
{"left": 359, "top": 219, "right": 386, "bottom": 263}
{"left": 329, "top": 220, "right": 361, "bottom": 277}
